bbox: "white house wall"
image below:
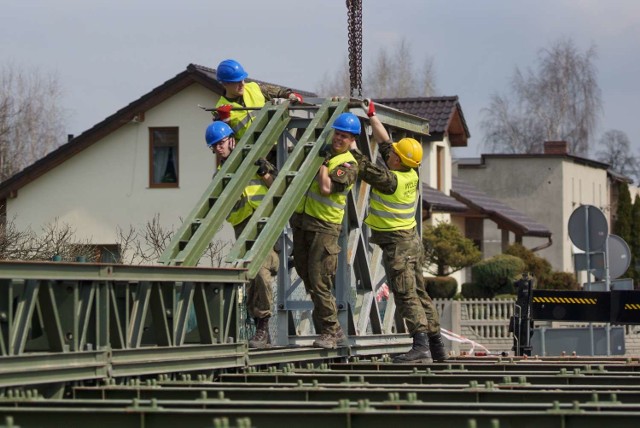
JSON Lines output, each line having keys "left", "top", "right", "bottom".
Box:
{"left": 8, "top": 83, "right": 235, "bottom": 260}
{"left": 423, "top": 137, "right": 452, "bottom": 194}
{"left": 422, "top": 135, "right": 463, "bottom": 288}
{"left": 563, "top": 161, "right": 609, "bottom": 280}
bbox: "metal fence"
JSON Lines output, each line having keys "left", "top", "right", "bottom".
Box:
{"left": 436, "top": 298, "right": 640, "bottom": 356}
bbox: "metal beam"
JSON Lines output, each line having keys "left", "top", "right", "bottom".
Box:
{"left": 0, "top": 261, "right": 246, "bottom": 283}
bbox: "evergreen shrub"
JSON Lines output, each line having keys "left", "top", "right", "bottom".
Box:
{"left": 537, "top": 271, "right": 580, "bottom": 291}
{"left": 461, "top": 282, "right": 494, "bottom": 299}
{"left": 424, "top": 276, "right": 458, "bottom": 299}
{"left": 472, "top": 254, "right": 524, "bottom": 295}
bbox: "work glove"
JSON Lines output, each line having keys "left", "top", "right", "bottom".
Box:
{"left": 363, "top": 98, "right": 376, "bottom": 117}
{"left": 318, "top": 145, "right": 332, "bottom": 166}
{"left": 288, "top": 92, "right": 304, "bottom": 104}
{"left": 215, "top": 104, "right": 232, "bottom": 122}
{"left": 255, "top": 158, "right": 276, "bottom": 177}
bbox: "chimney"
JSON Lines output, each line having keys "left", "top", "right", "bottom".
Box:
{"left": 544, "top": 141, "right": 568, "bottom": 155}
{"left": 67, "top": 134, "right": 74, "bottom": 142}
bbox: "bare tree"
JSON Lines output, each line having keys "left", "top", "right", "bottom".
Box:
{"left": 0, "top": 213, "right": 36, "bottom": 260}
{"left": 202, "top": 239, "right": 233, "bottom": 268}
{"left": 366, "top": 48, "right": 393, "bottom": 97}
{"left": 595, "top": 129, "right": 639, "bottom": 182}
{"left": 115, "top": 213, "right": 232, "bottom": 266}
{"left": 114, "top": 224, "right": 141, "bottom": 265}
{"left": 0, "top": 213, "right": 97, "bottom": 261}
{"left": 35, "top": 220, "right": 98, "bottom": 261}
{"left": 481, "top": 38, "right": 602, "bottom": 156}
{"left": 316, "top": 38, "right": 437, "bottom": 98}
{"left": 316, "top": 58, "right": 351, "bottom": 97}
{"left": 0, "top": 63, "right": 66, "bottom": 181}
{"left": 115, "top": 214, "right": 173, "bottom": 264}
{"left": 419, "top": 56, "right": 437, "bottom": 97}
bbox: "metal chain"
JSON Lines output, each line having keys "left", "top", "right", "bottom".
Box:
{"left": 346, "top": 0, "right": 363, "bottom": 97}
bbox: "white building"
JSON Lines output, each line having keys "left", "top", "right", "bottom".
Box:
{"left": 457, "top": 141, "right": 617, "bottom": 274}
{"left": 0, "top": 64, "right": 310, "bottom": 264}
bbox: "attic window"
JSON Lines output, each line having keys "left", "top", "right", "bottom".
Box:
{"left": 149, "top": 127, "right": 179, "bottom": 188}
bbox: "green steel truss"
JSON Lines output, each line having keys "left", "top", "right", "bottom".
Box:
{"left": 0, "top": 99, "right": 432, "bottom": 392}
{"left": 157, "top": 98, "right": 431, "bottom": 346}
{"left": 0, "top": 261, "right": 244, "bottom": 357}
{"left": 226, "top": 98, "right": 349, "bottom": 275}
{"left": 158, "top": 101, "right": 293, "bottom": 267}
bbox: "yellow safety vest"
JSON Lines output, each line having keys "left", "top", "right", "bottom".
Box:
{"left": 216, "top": 82, "right": 265, "bottom": 139}
{"left": 227, "top": 173, "right": 268, "bottom": 226}
{"left": 365, "top": 169, "right": 418, "bottom": 232}
{"left": 302, "top": 151, "right": 357, "bottom": 224}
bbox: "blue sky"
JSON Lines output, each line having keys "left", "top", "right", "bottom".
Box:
{"left": 2, "top": 0, "right": 638, "bottom": 157}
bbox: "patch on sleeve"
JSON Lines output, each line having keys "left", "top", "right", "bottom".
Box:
{"left": 331, "top": 161, "right": 357, "bottom": 184}
{"left": 331, "top": 166, "right": 351, "bottom": 183}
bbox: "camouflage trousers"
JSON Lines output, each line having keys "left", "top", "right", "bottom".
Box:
{"left": 380, "top": 233, "right": 440, "bottom": 336}
{"left": 246, "top": 248, "right": 279, "bottom": 319}
{"left": 292, "top": 227, "right": 341, "bottom": 335}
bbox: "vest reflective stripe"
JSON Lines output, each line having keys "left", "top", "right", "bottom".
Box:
{"left": 227, "top": 173, "right": 268, "bottom": 226}
{"left": 369, "top": 193, "right": 414, "bottom": 211}
{"left": 368, "top": 207, "right": 416, "bottom": 219}
{"left": 303, "top": 151, "right": 356, "bottom": 224}
{"left": 218, "top": 82, "right": 265, "bottom": 139}
{"left": 365, "top": 169, "right": 418, "bottom": 231}
{"left": 306, "top": 190, "right": 346, "bottom": 210}
{"left": 232, "top": 113, "right": 255, "bottom": 135}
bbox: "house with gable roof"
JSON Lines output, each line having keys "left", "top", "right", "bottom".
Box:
{"left": 0, "top": 64, "right": 313, "bottom": 263}
{"left": 457, "top": 141, "right": 633, "bottom": 280}
{"left": 380, "top": 97, "right": 551, "bottom": 283}
{"left": 0, "top": 68, "right": 552, "bottom": 281}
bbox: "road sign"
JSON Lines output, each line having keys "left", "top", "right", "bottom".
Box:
{"left": 568, "top": 205, "right": 608, "bottom": 252}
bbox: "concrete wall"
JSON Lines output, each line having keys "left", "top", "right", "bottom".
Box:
{"left": 7, "top": 83, "right": 235, "bottom": 262}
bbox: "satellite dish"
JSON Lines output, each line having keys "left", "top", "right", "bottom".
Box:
{"left": 593, "top": 234, "right": 631, "bottom": 281}
{"left": 568, "top": 205, "right": 608, "bottom": 252}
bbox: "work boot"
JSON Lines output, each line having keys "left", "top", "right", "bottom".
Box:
{"left": 313, "top": 332, "right": 337, "bottom": 349}
{"left": 392, "top": 332, "right": 431, "bottom": 363}
{"left": 248, "top": 317, "right": 271, "bottom": 349}
{"left": 428, "top": 332, "right": 448, "bottom": 362}
{"left": 334, "top": 327, "right": 349, "bottom": 347}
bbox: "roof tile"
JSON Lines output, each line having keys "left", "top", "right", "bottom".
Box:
{"left": 377, "top": 96, "right": 470, "bottom": 136}
{"left": 451, "top": 177, "right": 551, "bottom": 237}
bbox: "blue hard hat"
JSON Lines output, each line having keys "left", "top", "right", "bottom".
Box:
{"left": 332, "top": 113, "right": 361, "bottom": 136}
{"left": 205, "top": 121, "right": 234, "bottom": 146}
{"left": 216, "top": 59, "right": 248, "bottom": 83}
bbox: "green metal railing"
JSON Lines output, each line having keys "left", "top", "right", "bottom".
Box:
{"left": 0, "top": 261, "right": 244, "bottom": 357}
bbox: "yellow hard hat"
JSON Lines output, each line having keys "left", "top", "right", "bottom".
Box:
{"left": 392, "top": 138, "right": 423, "bottom": 168}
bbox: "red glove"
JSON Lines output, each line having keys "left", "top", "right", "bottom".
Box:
{"left": 364, "top": 99, "right": 376, "bottom": 117}
{"left": 215, "top": 104, "right": 232, "bottom": 122}
{"left": 288, "top": 92, "right": 304, "bottom": 104}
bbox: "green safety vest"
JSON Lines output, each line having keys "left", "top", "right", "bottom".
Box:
{"left": 365, "top": 168, "right": 418, "bottom": 232}
{"left": 227, "top": 173, "right": 268, "bottom": 226}
{"left": 301, "top": 151, "right": 357, "bottom": 224}
{"left": 216, "top": 82, "right": 265, "bottom": 139}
